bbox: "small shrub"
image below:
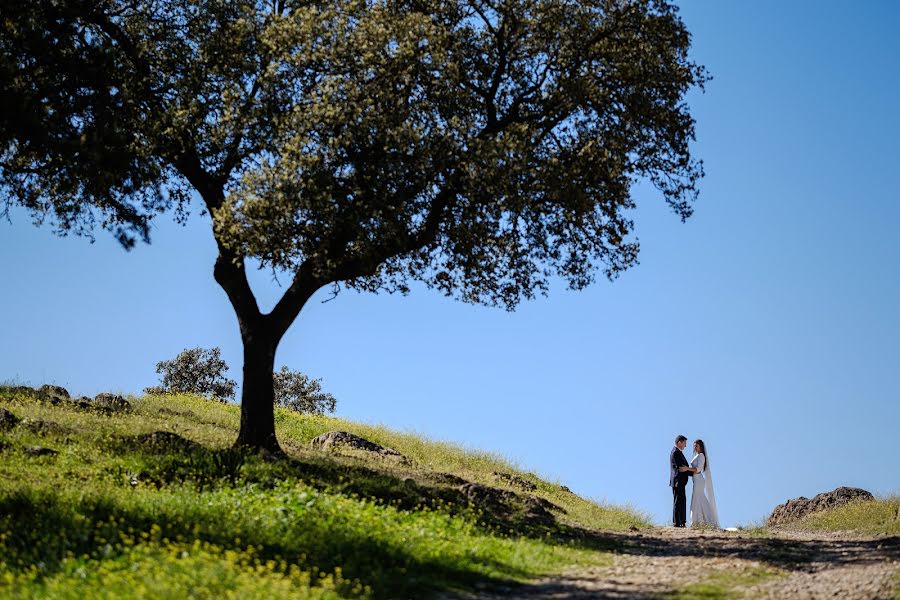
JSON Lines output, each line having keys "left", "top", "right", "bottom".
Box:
{"left": 144, "top": 347, "right": 236, "bottom": 402}
{"left": 273, "top": 366, "right": 337, "bottom": 415}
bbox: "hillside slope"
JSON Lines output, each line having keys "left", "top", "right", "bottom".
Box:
{"left": 0, "top": 387, "right": 647, "bottom": 599}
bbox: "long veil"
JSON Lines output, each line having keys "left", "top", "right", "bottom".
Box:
{"left": 705, "top": 451, "right": 720, "bottom": 528}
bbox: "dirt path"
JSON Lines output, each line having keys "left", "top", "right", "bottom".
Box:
{"left": 450, "top": 527, "right": 900, "bottom": 599}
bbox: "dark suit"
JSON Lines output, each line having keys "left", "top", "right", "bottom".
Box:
{"left": 669, "top": 447, "right": 690, "bottom": 527}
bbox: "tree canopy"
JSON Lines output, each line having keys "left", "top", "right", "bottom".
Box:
{"left": 1, "top": 0, "right": 706, "bottom": 450}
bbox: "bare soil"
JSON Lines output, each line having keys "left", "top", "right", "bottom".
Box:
{"left": 448, "top": 526, "right": 900, "bottom": 599}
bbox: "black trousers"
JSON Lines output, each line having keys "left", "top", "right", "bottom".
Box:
{"left": 672, "top": 480, "right": 687, "bottom": 527}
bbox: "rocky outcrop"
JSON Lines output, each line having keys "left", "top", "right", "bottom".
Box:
{"left": 0, "top": 408, "right": 21, "bottom": 430}
{"left": 2, "top": 386, "right": 131, "bottom": 414}
{"left": 23, "top": 445, "right": 59, "bottom": 457}
{"left": 129, "top": 431, "right": 203, "bottom": 453}
{"left": 22, "top": 419, "right": 73, "bottom": 436}
{"left": 493, "top": 471, "right": 538, "bottom": 492}
{"left": 310, "top": 431, "right": 406, "bottom": 461}
{"left": 768, "top": 487, "right": 875, "bottom": 527}
{"left": 427, "top": 472, "right": 469, "bottom": 486}
{"left": 459, "top": 482, "right": 562, "bottom": 527}
{"left": 93, "top": 393, "right": 132, "bottom": 413}
{"left": 38, "top": 385, "right": 70, "bottom": 403}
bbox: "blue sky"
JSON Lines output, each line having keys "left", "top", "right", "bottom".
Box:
{"left": 2, "top": 1, "right": 898, "bottom": 527}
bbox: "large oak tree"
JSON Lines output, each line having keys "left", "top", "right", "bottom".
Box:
{"left": 1, "top": 0, "right": 706, "bottom": 452}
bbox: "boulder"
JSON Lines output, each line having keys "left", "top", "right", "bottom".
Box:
{"left": 767, "top": 486, "right": 875, "bottom": 527}
{"left": 458, "top": 483, "right": 560, "bottom": 527}
{"left": 528, "top": 494, "right": 566, "bottom": 515}
{"left": 22, "top": 419, "right": 73, "bottom": 436}
{"left": 310, "top": 431, "right": 405, "bottom": 460}
{"left": 493, "top": 471, "right": 537, "bottom": 492}
{"left": 0, "top": 408, "right": 21, "bottom": 430}
{"left": 23, "top": 445, "right": 59, "bottom": 457}
{"left": 428, "top": 472, "right": 469, "bottom": 487}
{"left": 158, "top": 407, "right": 195, "bottom": 418}
{"left": 93, "top": 393, "right": 132, "bottom": 413}
{"left": 460, "top": 482, "right": 519, "bottom": 506}
{"left": 130, "top": 431, "right": 202, "bottom": 453}
{"left": 38, "top": 385, "right": 70, "bottom": 402}
{"left": 522, "top": 495, "right": 559, "bottom": 526}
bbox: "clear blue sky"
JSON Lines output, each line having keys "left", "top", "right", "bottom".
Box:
{"left": 2, "top": 1, "right": 898, "bottom": 527}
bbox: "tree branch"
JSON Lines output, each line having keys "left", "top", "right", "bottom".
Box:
{"left": 330, "top": 184, "right": 457, "bottom": 283}
{"left": 214, "top": 251, "right": 264, "bottom": 332}
{"left": 219, "top": 55, "right": 271, "bottom": 183}
{"left": 265, "top": 260, "right": 322, "bottom": 340}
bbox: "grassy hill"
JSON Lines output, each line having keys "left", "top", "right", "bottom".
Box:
{"left": 786, "top": 497, "right": 900, "bottom": 536}
{"left": 0, "top": 387, "right": 648, "bottom": 599}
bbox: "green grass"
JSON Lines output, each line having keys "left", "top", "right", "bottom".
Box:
{"left": 0, "top": 388, "right": 646, "bottom": 598}
{"left": 668, "top": 566, "right": 784, "bottom": 599}
{"left": 789, "top": 497, "right": 900, "bottom": 535}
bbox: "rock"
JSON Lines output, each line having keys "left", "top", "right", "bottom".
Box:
{"left": 22, "top": 419, "right": 73, "bottom": 436}
{"left": 309, "top": 431, "right": 406, "bottom": 461}
{"left": 0, "top": 408, "right": 21, "bottom": 430}
{"left": 767, "top": 486, "right": 875, "bottom": 527}
{"left": 428, "top": 472, "right": 469, "bottom": 487}
{"left": 459, "top": 482, "right": 519, "bottom": 506}
{"left": 93, "top": 393, "right": 131, "bottom": 413}
{"left": 158, "top": 407, "right": 195, "bottom": 418}
{"left": 38, "top": 385, "right": 70, "bottom": 401}
{"left": 522, "top": 496, "right": 557, "bottom": 526}
{"left": 493, "top": 471, "right": 538, "bottom": 492}
{"left": 458, "top": 483, "right": 560, "bottom": 527}
{"left": 559, "top": 485, "right": 572, "bottom": 493}
{"left": 527, "top": 494, "right": 566, "bottom": 515}
{"left": 23, "top": 445, "right": 59, "bottom": 457}
{"left": 129, "top": 431, "right": 202, "bottom": 453}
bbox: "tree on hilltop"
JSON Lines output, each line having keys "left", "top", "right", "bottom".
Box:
{"left": 1, "top": 0, "right": 706, "bottom": 452}
{"left": 145, "top": 347, "right": 237, "bottom": 402}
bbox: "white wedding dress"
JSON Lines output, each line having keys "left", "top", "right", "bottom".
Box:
{"left": 689, "top": 453, "right": 719, "bottom": 528}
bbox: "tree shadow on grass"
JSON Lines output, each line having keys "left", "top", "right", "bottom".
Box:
{"left": 109, "top": 432, "right": 576, "bottom": 542}
{"left": 574, "top": 527, "right": 900, "bottom": 571}
{"left": 0, "top": 487, "right": 544, "bottom": 599}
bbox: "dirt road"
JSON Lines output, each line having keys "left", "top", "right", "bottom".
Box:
{"left": 453, "top": 527, "right": 900, "bottom": 599}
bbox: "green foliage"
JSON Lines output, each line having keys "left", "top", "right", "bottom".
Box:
{"left": 1, "top": 0, "right": 707, "bottom": 450}
{"left": 144, "top": 350, "right": 337, "bottom": 414}
{"left": 789, "top": 497, "right": 900, "bottom": 535}
{"left": 144, "top": 347, "right": 236, "bottom": 402}
{"left": 1, "top": 0, "right": 705, "bottom": 308}
{"left": 273, "top": 366, "right": 337, "bottom": 415}
{"left": 0, "top": 389, "right": 645, "bottom": 598}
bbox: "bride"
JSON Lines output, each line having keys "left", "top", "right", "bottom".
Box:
{"left": 683, "top": 439, "right": 719, "bottom": 528}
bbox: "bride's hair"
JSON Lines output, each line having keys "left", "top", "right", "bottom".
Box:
{"left": 694, "top": 439, "right": 709, "bottom": 472}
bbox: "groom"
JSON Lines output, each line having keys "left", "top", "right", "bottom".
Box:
{"left": 669, "top": 435, "right": 690, "bottom": 527}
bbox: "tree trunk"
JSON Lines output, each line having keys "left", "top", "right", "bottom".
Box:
{"left": 235, "top": 328, "right": 282, "bottom": 453}
{"left": 211, "top": 247, "right": 320, "bottom": 453}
